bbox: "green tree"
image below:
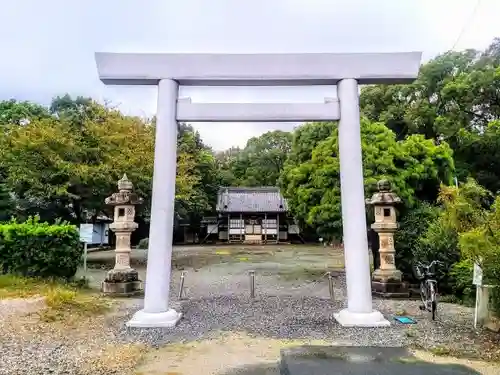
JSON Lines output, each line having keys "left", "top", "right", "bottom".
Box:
{"left": 175, "top": 123, "right": 221, "bottom": 222}
{"left": 0, "top": 104, "right": 156, "bottom": 223}
{"left": 394, "top": 202, "right": 440, "bottom": 281}
{"left": 279, "top": 121, "right": 336, "bottom": 219}
{"left": 286, "top": 122, "right": 336, "bottom": 164}
{"left": 440, "top": 79, "right": 500, "bottom": 192}
{"left": 280, "top": 119, "right": 454, "bottom": 240}
{"left": 0, "top": 179, "right": 14, "bottom": 222}
{"left": 438, "top": 66, "right": 500, "bottom": 138}
{"left": 229, "top": 130, "right": 292, "bottom": 186}
{"left": 49, "top": 94, "right": 103, "bottom": 126}
{"left": 214, "top": 147, "right": 241, "bottom": 186}
{"left": 0, "top": 99, "right": 51, "bottom": 126}
{"left": 0, "top": 98, "right": 223, "bottom": 228}
{"left": 360, "top": 49, "right": 480, "bottom": 141}
{"left": 360, "top": 39, "right": 500, "bottom": 194}
{"left": 460, "top": 197, "right": 500, "bottom": 294}
{"left": 414, "top": 179, "right": 494, "bottom": 297}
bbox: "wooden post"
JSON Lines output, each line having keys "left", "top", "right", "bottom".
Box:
{"left": 264, "top": 212, "right": 267, "bottom": 243}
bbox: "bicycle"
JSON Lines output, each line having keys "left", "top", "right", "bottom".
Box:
{"left": 414, "top": 260, "right": 444, "bottom": 320}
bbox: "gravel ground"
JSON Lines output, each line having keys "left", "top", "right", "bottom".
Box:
{"left": 2, "top": 246, "right": 500, "bottom": 375}
{"left": 0, "top": 302, "right": 147, "bottom": 375}
{"left": 0, "top": 297, "right": 45, "bottom": 319}
{"left": 116, "top": 275, "right": 491, "bottom": 356}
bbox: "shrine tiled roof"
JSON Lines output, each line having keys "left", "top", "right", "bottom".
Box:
{"left": 216, "top": 187, "right": 288, "bottom": 213}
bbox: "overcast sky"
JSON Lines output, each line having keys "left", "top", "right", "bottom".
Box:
{"left": 2, "top": 0, "right": 500, "bottom": 150}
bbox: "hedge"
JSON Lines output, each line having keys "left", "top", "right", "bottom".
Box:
{"left": 0, "top": 217, "right": 82, "bottom": 279}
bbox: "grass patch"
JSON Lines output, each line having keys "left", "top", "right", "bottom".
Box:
{"left": 39, "top": 287, "right": 111, "bottom": 322}
{"left": 0, "top": 274, "right": 55, "bottom": 298}
{"left": 278, "top": 267, "right": 333, "bottom": 281}
{"left": 0, "top": 274, "right": 111, "bottom": 322}
{"left": 428, "top": 346, "right": 453, "bottom": 357}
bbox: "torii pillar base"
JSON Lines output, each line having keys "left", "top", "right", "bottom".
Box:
{"left": 126, "top": 309, "right": 182, "bottom": 328}
{"left": 334, "top": 309, "right": 390, "bottom": 328}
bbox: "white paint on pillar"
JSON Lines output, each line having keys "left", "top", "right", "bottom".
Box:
{"left": 334, "top": 78, "right": 390, "bottom": 327}
{"left": 126, "top": 79, "right": 182, "bottom": 328}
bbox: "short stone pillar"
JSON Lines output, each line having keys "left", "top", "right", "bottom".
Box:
{"left": 102, "top": 174, "right": 144, "bottom": 296}
{"left": 366, "top": 180, "right": 409, "bottom": 298}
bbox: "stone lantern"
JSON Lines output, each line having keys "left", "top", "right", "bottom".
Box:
{"left": 366, "top": 179, "right": 409, "bottom": 298}
{"left": 102, "top": 174, "right": 144, "bottom": 296}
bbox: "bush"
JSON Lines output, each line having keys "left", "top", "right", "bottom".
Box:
{"left": 415, "top": 216, "right": 460, "bottom": 293}
{"left": 414, "top": 180, "right": 490, "bottom": 295}
{"left": 137, "top": 237, "right": 149, "bottom": 249}
{"left": 394, "top": 203, "right": 440, "bottom": 282}
{"left": 459, "top": 196, "right": 500, "bottom": 313}
{"left": 449, "top": 259, "right": 475, "bottom": 305}
{"left": 0, "top": 217, "right": 81, "bottom": 279}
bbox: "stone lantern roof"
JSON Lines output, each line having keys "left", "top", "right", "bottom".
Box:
{"left": 366, "top": 179, "right": 402, "bottom": 206}
{"left": 118, "top": 173, "right": 133, "bottom": 192}
{"left": 105, "top": 174, "right": 144, "bottom": 206}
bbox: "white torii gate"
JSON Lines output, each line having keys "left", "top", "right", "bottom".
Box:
{"left": 95, "top": 52, "right": 421, "bottom": 328}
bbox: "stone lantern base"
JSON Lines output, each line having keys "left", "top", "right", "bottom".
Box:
{"left": 101, "top": 268, "right": 143, "bottom": 297}
{"left": 372, "top": 281, "right": 410, "bottom": 298}
{"left": 371, "top": 270, "right": 409, "bottom": 298}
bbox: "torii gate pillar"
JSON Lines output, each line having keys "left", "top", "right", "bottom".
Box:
{"left": 95, "top": 52, "right": 421, "bottom": 328}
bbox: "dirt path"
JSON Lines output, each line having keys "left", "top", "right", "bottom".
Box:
{"left": 135, "top": 333, "right": 327, "bottom": 375}
{"left": 134, "top": 332, "right": 500, "bottom": 375}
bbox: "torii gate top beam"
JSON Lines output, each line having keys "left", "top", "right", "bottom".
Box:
{"left": 95, "top": 52, "right": 422, "bottom": 86}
